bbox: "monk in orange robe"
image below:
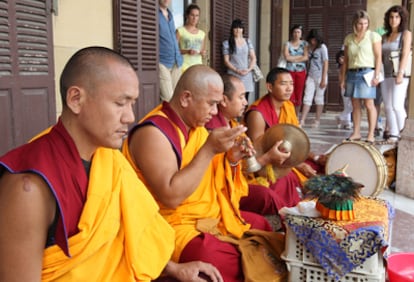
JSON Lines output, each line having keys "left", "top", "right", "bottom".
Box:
{"left": 244, "top": 67, "right": 325, "bottom": 210}
{"left": 205, "top": 74, "right": 293, "bottom": 217}
{"left": 0, "top": 47, "right": 220, "bottom": 282}
{"left": 123, "top": 66, "right": 288, "bottom": 281}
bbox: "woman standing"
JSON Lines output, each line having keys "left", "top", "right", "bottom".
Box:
{"left": 380, "top": 5, "right": 412, "bottom": 144}
{"left": 299, "top": 29, "right": 329, "bottom": 128}
{"left": 176, "top": 3, "right": 206, "bottom": 72}
{"left": 284, "top": 24, "right": 309, "bottom": 115}
{"left": 222, "top": 19, "right": 257, "bottom": 102}
{"left": 340, "top": 10, "right": 382, "bottom": 144}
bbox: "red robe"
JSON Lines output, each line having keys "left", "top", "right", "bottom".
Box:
{"left": 244, "top": 94, "right": 307, "bottom": 211}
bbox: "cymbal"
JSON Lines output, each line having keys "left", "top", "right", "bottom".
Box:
{"left": 257, "top": 124, "right": 310, "bottom": 168}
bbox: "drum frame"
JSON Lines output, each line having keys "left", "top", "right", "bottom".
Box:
{"left": 325, "top": 141, "right": 388, "bottom": 197}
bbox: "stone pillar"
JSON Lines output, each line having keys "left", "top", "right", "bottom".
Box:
{"left": 396, "top": 119, "right": 414, "bottom": 199}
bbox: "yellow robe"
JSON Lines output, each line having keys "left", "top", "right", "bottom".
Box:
{"left": 41, "top": 148, "right": 175, "bottom": 281}
{"left": 123, "top": 105, "right": 251, "bottom": 262}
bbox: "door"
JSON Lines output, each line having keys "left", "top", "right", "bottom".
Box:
{"left": 0, "top": 0, "right": 56, "bottom": 155}
{"left": 114, "top": 0, "right": 159, "bottom": 121}
{"left": 289, "top": 0, "right": 367, "bottom": 111}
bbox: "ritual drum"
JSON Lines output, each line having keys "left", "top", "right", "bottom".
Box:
{"left": 325, "top": 141, "right": 388, "bottom": 197}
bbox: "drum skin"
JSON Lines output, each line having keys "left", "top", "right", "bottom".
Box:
{"left": 325, "top": 141, "right": 388, "bottom": 197}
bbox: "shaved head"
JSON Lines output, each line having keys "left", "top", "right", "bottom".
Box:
{"left": 60, "top": 46, "right": 135, "bottom": 107}
{"left": 173, "top": 65, "right": 223, "bottom": 99}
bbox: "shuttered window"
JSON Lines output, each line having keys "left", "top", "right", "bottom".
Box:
{"left": 114, "top": 0, "right": 159, "bottom": 120}
{"left": 0, "top": 0, "right": 55, "bottom": 155}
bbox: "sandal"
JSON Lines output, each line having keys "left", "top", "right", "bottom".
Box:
{"left": 344, "top": 136, "right": 361, "bottom": 142}
{"left": 364, "top": 139, "right": 375, "bottom": 145}
{"left": 311, "top": 120, "right": 320, "bottom": 128}
{"left": 376, "top": 135, "right": 400, "bottom": 145}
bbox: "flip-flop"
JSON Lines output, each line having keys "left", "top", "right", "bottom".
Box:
{"left": 344, "top": 137, "right": 361, "bottom": 142}
{"left": 364, "top": 139, "right": 375, "bottom": 145}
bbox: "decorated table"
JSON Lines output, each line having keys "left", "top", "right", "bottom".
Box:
{"left": 282, "top": 197, "right": 394, "bottom": 281}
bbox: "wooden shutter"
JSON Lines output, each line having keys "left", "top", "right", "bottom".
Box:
{"left": 290, "top": 0, "right": 367, "bottom": 110}
{"left": 270, "top": 1, "right": 284, "bottom": 68}
{"left": 114, "top": 0, "right": 159, "bottom": 121}
{"left": 211, "top": 0, "right": 249, "bottom": 75}
{"left": 0, "top": 0, "right": 55, "bottom": 155}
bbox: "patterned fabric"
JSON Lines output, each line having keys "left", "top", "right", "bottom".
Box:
{"left": 285, "top": 197, "right": 394, "bottom": 280}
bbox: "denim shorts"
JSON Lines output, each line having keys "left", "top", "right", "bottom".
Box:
{"left": 344, "top": 69, "right": 377, "bottom": 99}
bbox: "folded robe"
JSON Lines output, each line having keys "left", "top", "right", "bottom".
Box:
{"left": 0, "top": 120, "right": 175, "bottom": 281}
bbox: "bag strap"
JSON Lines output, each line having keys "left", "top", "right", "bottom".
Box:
{"left": 398, "top": 31, "right": 404, "bottom": 50}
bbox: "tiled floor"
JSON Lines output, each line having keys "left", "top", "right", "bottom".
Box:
{"left": 300, "top": 110, "right": 414, "bottom": 255}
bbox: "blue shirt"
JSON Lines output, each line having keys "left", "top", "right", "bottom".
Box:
{"left": 159, "top": 8, "right": 183, "bottom": 68}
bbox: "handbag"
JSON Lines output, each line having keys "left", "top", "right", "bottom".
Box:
{"left": 252, "top": 64, "right": 264, "bottom": 82}
{"left": 389, "top": 32, "right": 412, "bottom": 77}
{"left": 277, "top": 55, "right": 287, "bottom": 68}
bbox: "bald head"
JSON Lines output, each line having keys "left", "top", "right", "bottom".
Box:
{"left": 60, "top": 46, "right": 135, "bottom": 107}
{"left": 169, "top": 65, "right": 224, "bottom": 129}
{"left": 173, "top": 65, "right": 223, "bottom": 100}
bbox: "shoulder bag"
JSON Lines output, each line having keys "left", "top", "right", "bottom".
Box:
{"left": 252, "top": 64, "right": 264, "bottom": 82}
{"left": 277, "top": 42, "right": 288, "bottom": 68}
{"left": 247, "top": 38, "right": 264, "bottom": 82}
{"left": 389, "top": 31, "right": 412, "bottom": 77}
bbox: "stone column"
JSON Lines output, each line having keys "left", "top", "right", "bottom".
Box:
{"left": 396, "top": 119, "right": 414, "bottom": 199}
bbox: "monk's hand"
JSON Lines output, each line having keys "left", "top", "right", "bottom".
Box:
{"left": 265, "top": 140, "right": 291, "bottom": 166}
{"left": 170, "top": 261, "right": 223, "bottom": 282}
{"left": 296, "top": 162, "right": 317, "bottom": 178}
{"left": 207, "top": 125, "right": 247, "bottom": 155}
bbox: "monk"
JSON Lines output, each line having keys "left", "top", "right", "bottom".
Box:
{"left": 244, "top": 67, "right": 325, "bottom": 209}
{"left": 123, "top": 65, "right": 287, "bottom": 281}
{"left": 205, "top": 74, "right": 291, "bottom": 218}
{"left": 0, "top": 47, "right": 221, "bottom": 282}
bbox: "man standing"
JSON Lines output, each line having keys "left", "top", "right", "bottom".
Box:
{"left": 159, "top": 0, "right": 183, "bottom": 101}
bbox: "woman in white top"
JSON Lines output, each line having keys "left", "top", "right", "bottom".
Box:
{"left": 176, "top": 3, "right": 206, "bottom": 72}
{"left": 380, "top": 5, "right": 412, "bottom": 144}
{"left": 299, "top": 29, "right": 329, "bottom": 128}
{"left": 222, "top": 19, "right": 257, "bottom": 102}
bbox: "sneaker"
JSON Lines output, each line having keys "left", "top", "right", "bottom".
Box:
{"left": 374, "top": 128, "right": 383, "bottom": 137}
{"left": 311, "top": 120, "right": 320, "bottom": 128}
{"left": 335, "top": 116, "right": 341, "bottom": 129}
